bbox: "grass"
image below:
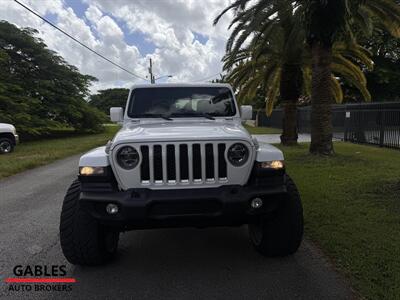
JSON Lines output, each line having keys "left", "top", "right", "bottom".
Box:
{"left": 243, "top": 124, "right": 282, "bottom": 134}
{"left": 0, "top": 126, "right": 119, "bottom": 179}
{"left": 278, "top": 142, "right": 400, "bottom": 300}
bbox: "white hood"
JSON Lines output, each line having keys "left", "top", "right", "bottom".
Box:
{"left": 111, "top": 120, "right": 253, "bottom": 148}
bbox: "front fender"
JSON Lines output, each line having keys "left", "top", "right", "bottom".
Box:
{"left": 79, "top": 146, "right": 110, "bottom": 167}
{"left": 255, "top": 142, "right": 284, "bottom": 162}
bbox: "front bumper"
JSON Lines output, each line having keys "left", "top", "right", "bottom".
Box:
{"left": 79, "top": 179, "right": 287, "bottom": 230}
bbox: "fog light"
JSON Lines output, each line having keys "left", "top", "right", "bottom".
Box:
{"left": 106, "top": 203, "right": 119, "bottom": 215}
{"left": 251, "top": 198, "right": 263, "bottom": 209}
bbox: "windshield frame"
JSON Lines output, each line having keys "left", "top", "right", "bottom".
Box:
{"left": 126, "top": 86, "right": 237, "bottom": 119}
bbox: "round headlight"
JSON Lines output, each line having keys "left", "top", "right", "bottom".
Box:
{"left": 117, "top": 146, "right": 139, "bottom": 169}
{"left": 227, "top": 143, "right": 249, "bottom": 166}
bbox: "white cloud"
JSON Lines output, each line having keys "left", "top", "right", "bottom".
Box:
{"left": 84, "top": 5, "right": 102, "bottom": 24}
{"left": 0, "top": 0, "right": 234, "bottom": 92}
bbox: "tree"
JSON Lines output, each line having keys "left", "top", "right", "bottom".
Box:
{"left": 304, "top": 0, "right": 400, "bottom": 154}
{"left": 215, "top": 0, "right": 374, "bottom": 146}
{"left": 89, "top": 88, "right": 130, "bottom": 114}
{"left": 362, "top": 30, "right": 400, "bottom": 101}
{"left": 211, "top": 74, "right": 228, "bottom": 83}
{"left": 0, "top": 21, "right": 106, "bottom": 138}
{"left": 215, "top": 0, "right": 400, "bottom": 153}
{"left": 216, "top": 1, "right": 304, "bottom": 145}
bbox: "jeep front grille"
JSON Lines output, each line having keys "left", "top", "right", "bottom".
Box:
{"left": 139, "top": 143, "right": 228, "bottom": 185}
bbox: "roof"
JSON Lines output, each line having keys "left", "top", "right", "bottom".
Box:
{"left": 130, "top": 82, "right": 232, "bottom": 89}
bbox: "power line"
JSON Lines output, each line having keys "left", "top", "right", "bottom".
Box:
{"left": 13, "top": 0, "right": 148, "bottom": 81}
{"left": 191, "top": 72, "right": 223, "bottom": 82}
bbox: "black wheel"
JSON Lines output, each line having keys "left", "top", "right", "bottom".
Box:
{"left": 0, "top": 138, "right": 14, "bottom": 154}
{"left": 59, "top": 179, "right": 119, "bottom": 265}
{"left": 248, "top": 175, "right": 303, "bottom": 256}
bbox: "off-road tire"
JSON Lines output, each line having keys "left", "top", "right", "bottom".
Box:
{"left": 59, "top": 179, "right": 119, "bottom": 265}
{"left": 248, "top": 175, "right": 303, "bottom": 256}
{"left": 0, "top": 138, "right": 14, "bottom": 154}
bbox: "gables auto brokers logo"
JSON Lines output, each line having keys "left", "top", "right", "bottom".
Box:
{"left": 4, "top": 265, "right": 76, "bottom": 292}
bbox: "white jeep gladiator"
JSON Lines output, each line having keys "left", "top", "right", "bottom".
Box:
{"left": 0, "top": 123, "right": 18, "bottom": 154}
{"left": 59, "top": 83, "right": 303, "bottom": 265}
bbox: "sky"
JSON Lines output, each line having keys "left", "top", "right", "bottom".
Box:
{"left": 0, "top": 0, "right": 234, "bottom": 93}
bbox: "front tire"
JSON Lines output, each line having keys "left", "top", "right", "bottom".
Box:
{"left": 248, "top": 175, "right": 303, "bottom": 256}
{"left": 0, "top": 138, "right": 14, "bottom": 154}
{"left": 59, "top": 179, "right": 119, "bottom": 265}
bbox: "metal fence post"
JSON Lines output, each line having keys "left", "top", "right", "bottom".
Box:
{"left": 379, "top": 110, "right": 385, "bottom": 147}
{"left": 344, "top": 108, "right": 349, "bottom": 141}
{"left": 296, "top": 109, "right": 300, "bottom": 133}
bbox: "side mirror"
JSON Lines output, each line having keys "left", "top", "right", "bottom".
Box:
{"left": 240, "top": 105, "right": 253, "bottom": 120}
{"left": 110, "top": 107, "right": 124, "bottom": 123}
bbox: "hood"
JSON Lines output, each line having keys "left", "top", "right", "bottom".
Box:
{"left": 0, "top": 123, "right": 16, "bottom": 133}
{"left": 111, "top": 120, "right": 252, "bottom": 147}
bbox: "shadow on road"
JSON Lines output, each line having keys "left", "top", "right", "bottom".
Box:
{"left": 67, "top": 227, "right": 353, "bottom": 300}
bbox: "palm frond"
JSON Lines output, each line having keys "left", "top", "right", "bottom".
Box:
{"left": 334, "top": 42, "right": 374, "bottom": 71}
{"left": 302, "top": 66, "right": 312, "bottom": 97}
{"left": 330, "top": 76, "right": 344, "bottom": 103}
{"left": 332, "top": 54, "right": 368, "bottom": 86}
{"left": 354, "top": 6, "right": 374, "bottom": 36}
{"left": 332, "top": 58, "right": 372, "bottom": 102}
{"left": 213, "top": 0, "right": 249, "bottom": 26}
{"left": 265, "top": 68, "right": 282, "bottom": 116}
{"left": 363, "top": 0, "right": 400, "bottom": 37}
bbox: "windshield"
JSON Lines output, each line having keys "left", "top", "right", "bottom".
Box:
{"left": 127, "top": 87, "right": 236, "bottom": 118}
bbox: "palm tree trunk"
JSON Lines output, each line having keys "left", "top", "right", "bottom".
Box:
{"left": 280, "top": 64, "right": 302, "bottom": 146}
{"left": 281, "top": 101, "right": 298, "bottom": 145}
{"left": 309, "top": 43, "right": 334, "bottom": 155}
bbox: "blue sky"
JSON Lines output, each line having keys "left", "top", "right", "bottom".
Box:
{"left": 66, "top": 0, "right": 160, "bottom": 55}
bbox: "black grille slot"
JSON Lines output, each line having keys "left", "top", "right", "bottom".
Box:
{"left": 153, "top": 145, "right": 163, "bottom": 181}
{"left": 166, "top": 145, "right": 176, "bottom": 180}
{"left": 205, "top": 144, "right": 214, "bottom": 179}
{"left": 140, "top": 146, "right": 150, "bottom": 181}
{"left": 218, "top": 144, "right": 227, "bottom": 178}
{"left": 192, "top": 144, "right": 201, "bottom": 179}
{"left": 179, "top": 144, "right": 189, "bottom": 180}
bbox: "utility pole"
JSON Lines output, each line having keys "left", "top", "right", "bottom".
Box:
{"left": 148, "top": 58, "right": 155, "bottom": 84}
{"left": 148, "top": 58, "right": 173, "bottom": 83}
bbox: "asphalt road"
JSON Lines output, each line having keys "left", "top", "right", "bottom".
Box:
{"left": 0, "top": 155, "right": 356, "bottom": 300}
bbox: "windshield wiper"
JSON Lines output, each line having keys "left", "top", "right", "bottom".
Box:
{"left": 198, "top": 113, "right": 215, "bottom": 120}
{"left": 172, "top": 112, "right": 215, "bottom": 120}
{"left": 140, "top": 114, "right": 173, "bottom": 121}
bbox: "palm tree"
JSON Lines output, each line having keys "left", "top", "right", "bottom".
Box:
{"left": 225, "top": 36, "right": 373, "bottom": 139}
{"left": 304, "top": 0, "right": 400, "bottom": 154}
{"left": 216, "top": 1, "right": 306, "bottom": 145}
{"left": 216, "top": 0, "right": 400, "bottom": 153}
{"left": 216, "top": 0, "right": 374, "bottom": 146}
